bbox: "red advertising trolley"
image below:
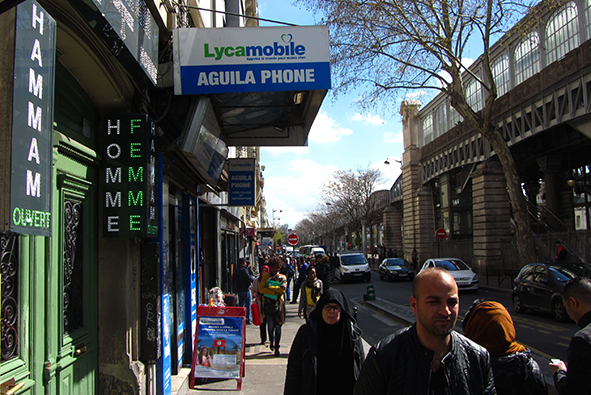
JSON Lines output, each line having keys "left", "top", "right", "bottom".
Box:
{"left": 190, "top": 306, "right": 246, "bottom": 390}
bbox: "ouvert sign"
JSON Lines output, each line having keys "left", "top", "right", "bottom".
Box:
{"left": 10, "top": 0, "right": 56, "bottom": 236}
{"left": 173, "top": 25, "right": 331, "bottom": 95}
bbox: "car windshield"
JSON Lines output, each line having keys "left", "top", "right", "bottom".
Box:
{"left": 386, "top": 259, "right": 407, "bottom": 267}
{"left": 549, "top": 266, "right": 577, "bottom": 283}
{"left": 434, "top": 259, "right": 470, "bottom": 271}
{"left": 341, "top": 255, "right": 367, "bottom": 266}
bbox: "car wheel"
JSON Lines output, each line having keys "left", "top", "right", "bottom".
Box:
{"left": 512, "top": 294, "right": 525, "bottom": 314}
{"left": 552, "top": 299, "right": 569, "bottom": 322}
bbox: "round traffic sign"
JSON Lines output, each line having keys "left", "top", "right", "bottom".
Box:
{"left": 276, "top": 245, "right": 281, "bottom": 251}
{"left": 436, "top": 228, "right": 447, "bottom": 240}
{"left": 287, "top": 233, "right": 299, "bottom": 245}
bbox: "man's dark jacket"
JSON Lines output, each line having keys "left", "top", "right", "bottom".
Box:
{"left": 353, "top": 325, "right": 497, "bottom": 395}
{"left": 233, "top": 264, "right": 255, "bottom": 293}
{"left": 554, "top": 310, "right": 591, "bottom": 395}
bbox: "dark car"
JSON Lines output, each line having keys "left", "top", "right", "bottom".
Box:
{"left": 379, "top": 258, "right": 415, "bottom": 281}
{"left": 512, "top": 262, "right": 591, "bottom": 322}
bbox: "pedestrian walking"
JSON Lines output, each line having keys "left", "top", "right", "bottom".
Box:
{"left": 316, "top": 253, "right": 331, "bottom": 290}
{"left": 285, "top": 288, "right": 365, "bottom": 395}
{"left": 555, "top": 240, "right": 567, "bottom": 261}
{"left": 463, "top": 300, "right": 547, "bottom": 395}
{"left": 411, "top": 248, "right": 418, "bottom": 271}
{"left": 259, "top": 255, "right": 287, "bottom": 356}
{"left": 353, "top": 268, "right": 496, "bottom": 394}
{"left": 292, "top": 257, "right": 308, "bottom": 304}
{"left": 298, "top": 266, "right": 323, "bottom": 320}
{"left": 252, "top": 265, "right": 270, "bottom": 345}
{"left": 233, "top": 257, "right": 255, "bottom": 324}
{"left": 549, "top": 277, "right": 591, "bottom": 395}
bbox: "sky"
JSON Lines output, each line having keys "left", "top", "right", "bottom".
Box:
{"left": 257, "top": 0, "right": 405, "bottom": 230}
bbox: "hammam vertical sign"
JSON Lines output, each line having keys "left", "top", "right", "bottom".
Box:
{"left": 173, "top": 26, "right": 331, "bottom": 94}
{"left": 102, "top": 115, "right": 158, "bottom": 238}
{"left": 10, "top": 0, "right": 56, "bottom": 236}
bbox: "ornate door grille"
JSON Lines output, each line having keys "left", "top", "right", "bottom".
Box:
{"left": 63, "top": 199, "right": 84, "bottom": 334}
{"left": 1, "top": 233, "right": 19, "bottom": 362}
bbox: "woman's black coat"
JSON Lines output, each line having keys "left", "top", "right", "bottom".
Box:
{"left": 284, "top": 289, "right": 365, "bottom": 395}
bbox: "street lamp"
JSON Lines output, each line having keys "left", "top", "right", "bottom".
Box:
{"left": 272, "top": 208, "right": 282, "bottom": 224}
{"left": 384, "top": 156, "right": 402, "bottom": 165}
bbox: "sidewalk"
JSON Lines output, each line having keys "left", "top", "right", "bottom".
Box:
{"left": 173, "top": 281, "right": 557, "bottom": 394}
{"left": 176, "top": 301, "right": 371, "bottom": 395}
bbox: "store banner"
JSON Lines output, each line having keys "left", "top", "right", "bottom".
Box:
{"left": 10, "top": 0, "right": 56, "bottom": 236}
{"left": 173, "top": 25, "right": 331, "bottom": 94}
{"left": 228, "top": 158, "right": 255, "bottom": 206}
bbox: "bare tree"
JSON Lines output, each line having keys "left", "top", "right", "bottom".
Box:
{"left": 296, "top": 0, "right": 554, "bottom": 264}
{"left": 321, "top": 166, "right": 384, "bottom": 246}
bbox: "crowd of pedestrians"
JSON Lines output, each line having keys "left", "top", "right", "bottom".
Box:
{"left": 234, "top": 251, "right": 591, "bottom": 395}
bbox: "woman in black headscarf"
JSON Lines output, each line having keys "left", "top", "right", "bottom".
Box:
{"left": 284, "top": 288, "right": 365, "bottom": 395}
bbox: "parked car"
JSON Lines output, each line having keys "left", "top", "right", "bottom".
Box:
{"left": 336, "top": 251, "right": 371, "bottom": 282}
{"left": 512, "top": 262, "right": 591, "bottom": 322}
{"left": 420, "top": 258, "right": 479, "bottom": 292}
{"left": 379, "top": 258, "right": 415, "bottom": 281}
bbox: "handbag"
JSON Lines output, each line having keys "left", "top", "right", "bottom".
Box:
{"left": 251, "top": 303, "right": 262, "bottom": 326}
{"left": 263, "top": 297, "right": 280, "bottom": 316}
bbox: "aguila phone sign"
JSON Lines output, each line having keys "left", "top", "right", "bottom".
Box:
{"left": 173, "top": 25, "right": 331, "bottom": 94}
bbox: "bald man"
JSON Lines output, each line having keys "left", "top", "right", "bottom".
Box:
{"left": 354, "top": 268, "right": 496, "bottom": 395}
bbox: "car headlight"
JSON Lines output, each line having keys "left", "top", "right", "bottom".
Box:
{"left": 472, "top": 274, "right": 479, "bottom": 283}
{"left": 342, "top": 266, "right": 350, "bottom": 273}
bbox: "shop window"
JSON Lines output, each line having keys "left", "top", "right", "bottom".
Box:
{"left": 546, "top": 2, "right": 579, "bottom": 65}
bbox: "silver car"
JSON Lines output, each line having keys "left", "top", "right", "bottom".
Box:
{"left": 420, "top": 258, "right": 479, "bottom": 292}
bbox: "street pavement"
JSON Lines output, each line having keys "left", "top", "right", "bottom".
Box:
{"left": 176, "top": 300, "right": 370, "bottom": 395}
{"left": 173, "top": 280, "right": 559, "bottom": 394}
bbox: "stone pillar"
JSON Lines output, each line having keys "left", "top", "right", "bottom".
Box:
{"left": 472, "top": 159, "right": 512, "bottom": 274}
{"left": 537, "top": 156, "right": 563, "bottom": 229}
{"left": 400, "top": 100, "right": 433, "bottom": 263}
{"left": 383, "top": 205, "right": 403, "bottom": 251}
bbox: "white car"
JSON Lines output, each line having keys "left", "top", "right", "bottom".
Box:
{"left": 336, "top": 251, "right": 371, "bottom": 282}
{"left": 420, "top": 258, "right": 479, "bottom": 292}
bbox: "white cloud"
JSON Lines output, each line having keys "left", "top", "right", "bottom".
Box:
{"left": 384, "top": 131, "right": 403, "bottom": 143}
{"left": 352, "top": 113, "right": 386, "bottom": 125}
{"left": 263, "top": 159, "right": 338, "bottom": 228}
{"left": 308, "top": 111, "right": 353, "bottom": 143}
{"left": 261, "top": 146, "right": 308, "bottom": 157}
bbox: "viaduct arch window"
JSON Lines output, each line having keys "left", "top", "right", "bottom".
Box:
{"left": 492, "top": 54, "right": 510, "bottom": 97}
{"left": 435, "top": 103, "right": 447, "bottom": 138}
{"left": 422, "top": 113, "right": 433, "bottom": 145}
{"left": 546, "top": 2, "right": 579, "bottom": 65}
{"left": 465, "top": 78, "right": 483, "bottom": 112}
{"left": 514, "top": 32, "right": 540, "bottom": 85}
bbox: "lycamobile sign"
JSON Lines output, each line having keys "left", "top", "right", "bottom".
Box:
{"left": 173, "top": 26, "right": 331, "bottom": 95}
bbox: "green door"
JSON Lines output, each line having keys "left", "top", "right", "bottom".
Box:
{"left": 49, "top": 135, "right": 98, "bottom": 394}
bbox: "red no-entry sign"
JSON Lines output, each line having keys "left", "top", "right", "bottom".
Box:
{"left": 287, "top": 233, "right": 299, "bottom": 245}
{"left": 436, "top": 228, "right": 447, "bottom": 240}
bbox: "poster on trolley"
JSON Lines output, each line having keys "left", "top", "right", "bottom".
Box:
{"left": 190, "top": 306, "right": 246, "bottom": 390}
